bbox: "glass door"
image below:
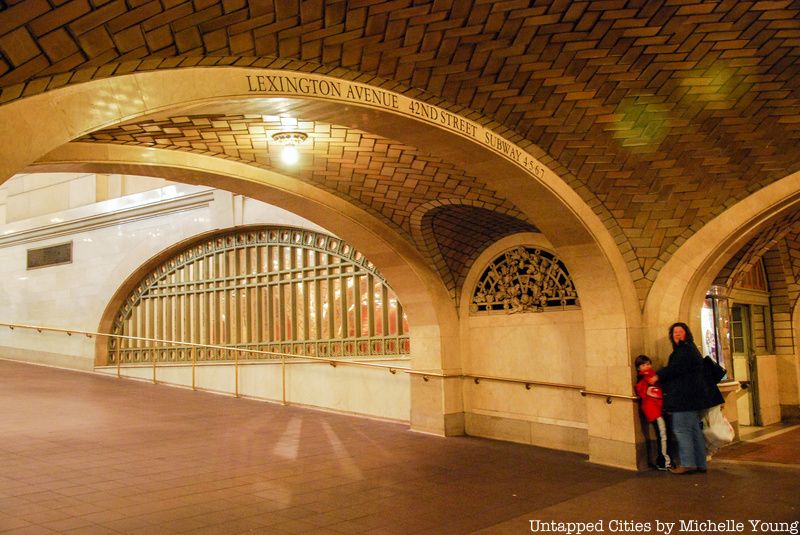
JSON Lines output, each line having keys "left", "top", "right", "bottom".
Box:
{"left": 731, "top": 304, "right": 761, "bottom": 426}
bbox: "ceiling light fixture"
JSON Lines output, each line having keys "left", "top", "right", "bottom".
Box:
{"left": 272, "top": 131, "right": 308, "bottom": 165}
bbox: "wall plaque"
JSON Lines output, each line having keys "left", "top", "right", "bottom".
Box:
{"left": 27, "top": 242, "right": 72, "bottom": 269}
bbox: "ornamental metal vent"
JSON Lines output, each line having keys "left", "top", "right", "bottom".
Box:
{"left": 108, "top": 227, "right": 410, "bottom": 364}
{"left": 471, "top": 246, "right": 579, "bottom": 314}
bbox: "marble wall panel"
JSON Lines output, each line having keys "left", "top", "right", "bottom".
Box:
{"left": 0, "top": 181, "right": 329, "bottom": 368}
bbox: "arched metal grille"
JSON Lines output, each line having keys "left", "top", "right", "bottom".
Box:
{"left": 109, "top": 227, "right": 410, "bottom": 363}
{"left": 471, "top": 246, "right": 579, "bottom": 314}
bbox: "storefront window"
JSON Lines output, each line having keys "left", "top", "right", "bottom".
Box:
{"left": 701, "top": 298, "right": 718, "bottom": 360}
{"left": 701, "top": 286, "right": 733, "bottom": 379}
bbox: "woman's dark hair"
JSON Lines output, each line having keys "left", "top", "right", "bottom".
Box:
{"left": 668, "top": 322, "right": 696, "bottom": 349}
{"left": 634, "top": 354, "right": 652, "bottom": 369}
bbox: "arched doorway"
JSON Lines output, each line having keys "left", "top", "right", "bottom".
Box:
{"left": 644, "top": 172, "right": 800, "bottom": 457}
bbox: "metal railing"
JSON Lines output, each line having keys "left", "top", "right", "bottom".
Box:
{"left": 463, "top": 373, "right": 638, "bottom": 402}
{"left": 0, "top": 321, "right": 638, "bottom": 403}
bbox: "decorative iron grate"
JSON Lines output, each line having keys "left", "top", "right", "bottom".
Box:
{"left": 471, "top": 246, "right": 579, "bottom": 314}
{"left": 109, "top": 227, "right": 410, "bottom": 363}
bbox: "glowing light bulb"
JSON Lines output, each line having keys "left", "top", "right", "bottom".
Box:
{"left": 281, "top": 145, "right": 299, "bottom": 165}
{"left": 272, "top": 131, "right": 307, "bottom": 166}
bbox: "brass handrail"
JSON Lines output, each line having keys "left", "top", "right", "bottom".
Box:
{"left": 579, "top": 389, "right": 640, "bottom": 402}
{"left": 1, "top": 320, "right": 435, "bottom": 405}
{"left": 0, "top": 321, "right": 438, "bottom": 378}
{"left": 464, "top": 373, "right": 583, "bottom": 391}
{"left": 0, "top": 321, "right": 637, "bottom": 401}
{"left": 463, "top": 373, "right": 638, "bottom": 402}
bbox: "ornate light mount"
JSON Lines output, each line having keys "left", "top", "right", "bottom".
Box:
{"left": 271, "top": 131, "right": 308, "bottom": 164}
{"left": 271, "top": 131, "right": 308, "bottom": 145}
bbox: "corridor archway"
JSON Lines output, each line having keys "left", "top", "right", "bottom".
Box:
{"left": 3, "top": 67, "right": 642, "bottom": 467}
{"left": 645, "top": 170, "right": 800, "bottom": 360}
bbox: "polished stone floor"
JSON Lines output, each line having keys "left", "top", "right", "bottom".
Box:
{"left": 1, "top": 358, "right": 797, "bottom": 535}
{"left": 715, "top": 423, "right": 800, "bottom": 466}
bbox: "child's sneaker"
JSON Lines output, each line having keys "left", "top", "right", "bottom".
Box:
{"left": 655, "top": 457, "right": 672, "bottom": 471}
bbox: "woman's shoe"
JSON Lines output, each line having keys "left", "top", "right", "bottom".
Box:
{"left": 669, "top": 466, "right": 696, "bottom": 474}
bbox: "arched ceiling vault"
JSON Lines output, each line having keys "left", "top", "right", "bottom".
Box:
{"left": 72, "top": 103, "right": 536, "bottom": 297}
{"left": 2, "top": 1, "right": 800, "bottom": 304}
{"left": 715, "top": 207, "right": 800, "bottom": 289}
{"left": 710, "top": 212, "right": 800, "bottom": 321}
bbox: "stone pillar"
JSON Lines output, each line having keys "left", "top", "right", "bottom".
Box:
{"left": 410, "top": 376, "right": 464, "bottom": 436}
{"left": 408, "top": 324, "right": 465, "bottom": 436}
{"left": 584, "top": 361, "right": 642, "bottom": 470}
{"left": 567, "top": 243, "right": 643, "bottom": 470}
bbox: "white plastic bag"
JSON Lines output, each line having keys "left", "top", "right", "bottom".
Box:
{"left": 702, "top": 404, "right": 734, "bottom": 455}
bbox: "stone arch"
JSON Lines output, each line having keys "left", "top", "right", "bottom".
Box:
{"left": 1, "top": 68, "right": 638, "bottom": 312}
{"left": 713, "top": 211, "right": 800, "bottom": 290}
{"left": 29, "top": 145, "right": 461, "bottom": 436}
{"left": 4, "top": 68, "right": 640, "bottom": 326}
{"left": 0, "top": 57, "right": 640, "bottom": 297}
{"left": 5, "top": 67, "right": 642, "bottom": 466}
{"left": 779, "top": 229, "right": 800, "bottom": 315}
{"left": 644, "top": 170, "right": 800, "bottom": 360}
{"left": 30, "top": 144, "right": 453, "bottom": 356}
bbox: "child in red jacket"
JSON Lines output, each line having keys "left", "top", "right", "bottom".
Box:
{"left": 635, "top": 354, "right": 672, "bottom": 470}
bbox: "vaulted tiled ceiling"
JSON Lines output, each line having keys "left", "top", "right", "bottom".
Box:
{"left": 715, "top": 207, "right": 800, "bottom": 288}
{"left": 714, "top": 215, "right": 800, "bottom": 314}
{"left": 421, "top": 205, "right": 538, "bottom": 299}
{"left": 1, "top": 1, "right": 800, "bottom": 302}
{"left": 76, "top": 112, "right": 535, "bottom": 296}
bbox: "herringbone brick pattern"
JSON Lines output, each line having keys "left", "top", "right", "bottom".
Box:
{"left": 421, "top": 204, "right": 538, "bottom": 301}
{"left": 78, "top": 113, "right": 533, "bottom": 296}
{"left": 2, "top": 1, "right": 800, "bottom": 302}
{"left": 719, "top": 209, "right": 800, "bottom": 288}
{"left": 779, "top": 228, "right": 800, "bottom": 313}
{"left": 763, "top": 247, "right": 794, "bottom": 356}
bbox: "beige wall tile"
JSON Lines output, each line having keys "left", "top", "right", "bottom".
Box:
{"left": 756, "top": 355, "right": 781, "bottom": 425}
{"left": 588, "top": 436, "right": 640, "bottom": 471}
{"left": 0, "top": 182, "right": 327, "bottom": 367}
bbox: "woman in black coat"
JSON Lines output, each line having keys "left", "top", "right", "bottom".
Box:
{"left": 649, "top": 322, "right": 711, "bottom": 474}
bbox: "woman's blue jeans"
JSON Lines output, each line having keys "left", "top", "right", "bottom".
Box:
{"left": 671, "top": 410, "right": 707, "bottom": 469}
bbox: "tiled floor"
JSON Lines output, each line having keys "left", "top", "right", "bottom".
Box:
{"left": 1, "top": 358, "right": 798, "bottom": 535}
{"left": 715, "top": 424, "right": 800, "bottom": 466}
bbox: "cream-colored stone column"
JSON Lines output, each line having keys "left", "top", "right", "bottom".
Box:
{"left": 561, "top": 242, "right": 643, "bottom": 469}
{"left": 408, "top": 323, "right": 464, "bottom": 436}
